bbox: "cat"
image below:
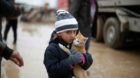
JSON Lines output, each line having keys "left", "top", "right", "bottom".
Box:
{"left": 55, "top": 32, "right": 89, "bottom": 78}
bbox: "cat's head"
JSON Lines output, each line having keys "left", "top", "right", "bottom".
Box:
{"left": 73, "top": 32, "right": 88, "bottom": 46}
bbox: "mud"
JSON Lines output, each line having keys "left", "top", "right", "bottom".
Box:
{"left": 1, "top": 22, "right": 140, "bottom": 78}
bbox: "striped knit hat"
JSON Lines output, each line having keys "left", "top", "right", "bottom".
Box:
{"left": 55, "top": 10, "right": 78, "bottom": 33}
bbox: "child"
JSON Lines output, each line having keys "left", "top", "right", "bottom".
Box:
{"left": 44, "top": 10, "right": 93, "bottom": 78}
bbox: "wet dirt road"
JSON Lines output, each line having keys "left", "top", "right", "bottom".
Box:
{"left": 1, "top": 22, "right": 140, "bottom": 78}
{"left": 88, "top": 40, "right": 140, "bottom": 78}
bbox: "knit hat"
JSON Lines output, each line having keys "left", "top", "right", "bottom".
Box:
{"left": 55, "top": 10, "right": 78, "bottom": 33}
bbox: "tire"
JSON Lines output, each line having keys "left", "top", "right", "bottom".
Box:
{"left": 103, "top": 17, "right": 122, "bottom": 48}
{"left": 96, "top": 16, "right": 104, "bottom": 41}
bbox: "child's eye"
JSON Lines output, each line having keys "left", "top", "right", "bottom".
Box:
{"left": 66, "top": 31, "right": 71, "bottom": 34}
{"left": 65, "top": 30, "right": 76, "bottom": 35}
{"left": 73, "top": 31, "right": 76, "bottom": 34}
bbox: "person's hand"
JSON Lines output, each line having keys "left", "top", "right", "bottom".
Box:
{"left": 14, "top": 5, "right": 19, "bottom": 11}
{"left": 9, "top": 51, "right": 24, "bottom": 67}
{"left": 68, "top": 50, "right": 83, "bottom": 64}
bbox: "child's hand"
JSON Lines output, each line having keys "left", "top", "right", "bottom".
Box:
{"left": 62, "top": 50, "right": 83, "bottom": 66}
{"left": 68, "top": 50, "right": 83, "bottom": 64}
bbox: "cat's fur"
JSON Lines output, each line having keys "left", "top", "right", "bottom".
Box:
{"left": 54, "top": 32, "right": 89, "bottom": 78}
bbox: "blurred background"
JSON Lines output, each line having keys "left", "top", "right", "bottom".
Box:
{"left": 1, "top": 0, "right": 140, "bottom": 78}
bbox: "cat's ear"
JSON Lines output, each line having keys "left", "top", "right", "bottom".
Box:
{"left": 84, "top": 37, "right": 88, "bottom": 41}
{"left": 78, "top": 31, "right": 82, "bottom": 35}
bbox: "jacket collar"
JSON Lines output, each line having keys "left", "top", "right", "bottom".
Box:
{"left": 53, "top": 38, "right": 72, "bottom": 49}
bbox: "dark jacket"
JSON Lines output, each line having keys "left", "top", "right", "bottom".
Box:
{"left": 0, "top": 0, "right": 20, "bottom": 17}
{"left": 44, "top": 31, "right": 93, "bottom": 78}
{"left": 0, "top": 40, "right": 13, "bottom": 59}
{"left": 0, "top": 17, "right": 13, "bottom": 59}
{"left": 91, "top": 0, "right": 98, "bottom": 37}
{"left": 69, "top": 0, "right": 91, "bottom": 37}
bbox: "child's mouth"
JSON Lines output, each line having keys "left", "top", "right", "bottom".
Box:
{"left": 69, "top": 39, "right": 74, "bottom": 43}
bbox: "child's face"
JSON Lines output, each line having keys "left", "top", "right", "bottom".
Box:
{"left": 58, "top": 30, "right": 77, "bottom": 44}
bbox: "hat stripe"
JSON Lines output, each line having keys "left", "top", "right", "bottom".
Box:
{"left": 56, "top": 10, "right": 69, "bottom": 16}
{"left": 56, "top": 28, "right": 78, "bottom": 33}
{"left": 56, "top": 13, "right": 74, "bottom": 21}
{"left": 56, "top": 24, "right": 78, "bottom": 33}
{"left": 55, "top": 18, "right": 78, "bottom": 28}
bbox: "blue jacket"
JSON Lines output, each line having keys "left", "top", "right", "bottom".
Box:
{"left": 44, "top": 31, "right": 93, "bottom": 78}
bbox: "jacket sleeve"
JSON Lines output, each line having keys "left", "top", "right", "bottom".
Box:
{"left": 69, "top": 0, "right": 81, "bottom": 19}
{"left": 0, "top": 41, "right": 13, "bottom": 59}
{"left": 80, "top": 52, "right": 93, "bottom": 70}
{"left": 44, "top": 46, "right": 73, "bottom": 77}
{"left": 0, "top": 0, "right": 20, "bottom": 17}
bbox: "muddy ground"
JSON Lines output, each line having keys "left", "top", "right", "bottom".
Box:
{"left": 1, "top": 22, "right": 140, "bottom": 78}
